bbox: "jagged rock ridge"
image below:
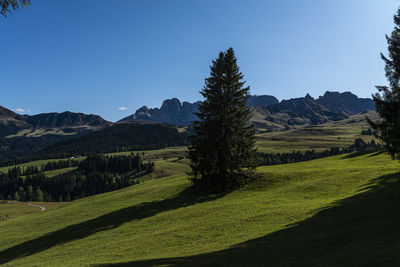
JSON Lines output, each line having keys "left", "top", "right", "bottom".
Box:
{"left": 120, "top": 95, "right": 279, "bottom": 125}
{"left": 120, "top": 91, "right": 375, "bottom": 129}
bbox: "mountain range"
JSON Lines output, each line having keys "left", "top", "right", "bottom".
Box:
{"left": 0, "top": 91, "right": 375, "bottom": 137}
{"left": 120, "top": 91, "right": 375, "bottom": 130}
{"left": 0, "top": 91, "right": 376, "bottom": 160}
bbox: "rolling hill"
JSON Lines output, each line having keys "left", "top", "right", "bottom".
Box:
{"left": 0, "top": 151, "right": 398, "bottom": 266}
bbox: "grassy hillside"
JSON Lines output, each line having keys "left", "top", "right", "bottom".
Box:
{"left": 256, "top": 111, "right": 378, "bottom": 153}
{"left": 0, "top": 201, "right": 66, "bottom": 221}
{"left": 256, "top": 125, "right": 377, "bottom": 152}
{"left": 0, "top": 151, "right": 399, "bottom": 266}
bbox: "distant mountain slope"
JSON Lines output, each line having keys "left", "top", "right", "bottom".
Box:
{"left": 268, "top": 94, "right": 348, "bottom": 123}
{"left": 0, "top": 106, "right": 23, "bottom": 122}
{"left": 0, "top": 107, "right": 112, "bottom": 160}
{"left": 251, "top": 94, "right": 348, "bottom": 130}
{"left": 0, "top": 106, "right": 30, "bottom": 137}
{"left": 0, "top": 107, "right": 112, "bottom": 138}
{"left": 250, "top": 92, "right": 376, "bottom": 131}
{"left": 26, "top": 111, "right": 111, "bottom": 129}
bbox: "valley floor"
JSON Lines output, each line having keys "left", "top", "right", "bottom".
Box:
{"left": 0, "top": 152, "right": 399, "bottom": 266}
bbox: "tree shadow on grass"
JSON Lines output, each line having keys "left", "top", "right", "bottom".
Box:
{"left": 367, "top": 150, "right": 387, "bottom": 157}
{"left": 342, "top": 149, "right": 385, "bottom": 159}
{"left": 0, "top": 187, "right": 225, "bottom": 265}
{"left": 95, "top": 172, "right": 400, "bottom": 267}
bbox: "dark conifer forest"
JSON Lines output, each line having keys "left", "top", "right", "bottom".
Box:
{"left": 0, "top": 154, "right": 154, "bottom": 202}
{"left": 41, "top": 123, "right": 189, "bottom": 158}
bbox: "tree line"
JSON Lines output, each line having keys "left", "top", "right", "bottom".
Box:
{"left": 361, "top": 128, "right": 378, "bottom": 136}
{"left": 6, "top": 159, "right": 82, "bottom": 178}
{"left": 257, "top": 138, "right": 382, "bottom": 166}
{"left": 0, "top": 154, "right": 154, "bottom": 202}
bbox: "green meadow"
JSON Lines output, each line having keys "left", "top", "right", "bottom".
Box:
{"left": 0, "top": 201, "right": 66, "bottom": 221}
{"left": 256, "top": 125, "right": 376, "bottom": 153}
{"left": 0, "top": 150, "right": 399, "bottom": 266}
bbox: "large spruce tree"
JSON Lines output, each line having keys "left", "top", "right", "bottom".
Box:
{"left": 370, "top": 7, "right": 400, "bottom": 159}
{"left": 188, "top": 48, "right": 256, "bottom": 192}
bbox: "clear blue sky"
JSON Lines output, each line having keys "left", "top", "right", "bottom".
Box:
{"left": 1, "top": 0, "right": 399, "bottom": 121}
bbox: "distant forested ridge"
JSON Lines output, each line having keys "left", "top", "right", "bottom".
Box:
{"left": 41, "top": 123, "right": 189, "bottom": 158}
{"left": 0, "top": 154, "right": 154, "bottom": 202}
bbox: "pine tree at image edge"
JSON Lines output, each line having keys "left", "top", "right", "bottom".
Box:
{"left": 188, "top": 48, "right": 257, "bottom": 193}
{"left": 370, "top": 7, "right": 400, "bottom": 160}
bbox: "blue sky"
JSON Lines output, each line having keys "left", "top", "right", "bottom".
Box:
{"left": 1, "top": 0, "right": 399, "bottom": 121}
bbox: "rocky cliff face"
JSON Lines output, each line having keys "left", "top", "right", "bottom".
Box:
{"left": 248, "top": 95, "right": 279, "bottom": 108}
{"left": 315, "top": 91, "right": 375, "bottom": 115}
{"left": 119, "top": 98, "right": 201, "bottom": 126}
{"left": 250, "top": 91, "right": 375, "bottom": 130}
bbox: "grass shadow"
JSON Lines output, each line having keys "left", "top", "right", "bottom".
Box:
{"left": 342, "top": 149, "right": 384, "bottom": 159}
{"left": 0, "top": 186, "right": 225, "bottom": 265}
{"left": 95, "top": 172, "right": 400, "bottom": 267}
{"left": 367, "top": 150, "right": 387, "bottom": 157}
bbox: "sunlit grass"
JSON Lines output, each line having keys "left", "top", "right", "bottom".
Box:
{"left": 0, "top": 152, "right": 398, "bottom": 266}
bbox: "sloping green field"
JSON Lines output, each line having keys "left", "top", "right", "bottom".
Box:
{"left": 256, "top": 125, "right": 377, "bottom": 153}
{"left": 0, "top": 151, "right": 399, "bottom": 266}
